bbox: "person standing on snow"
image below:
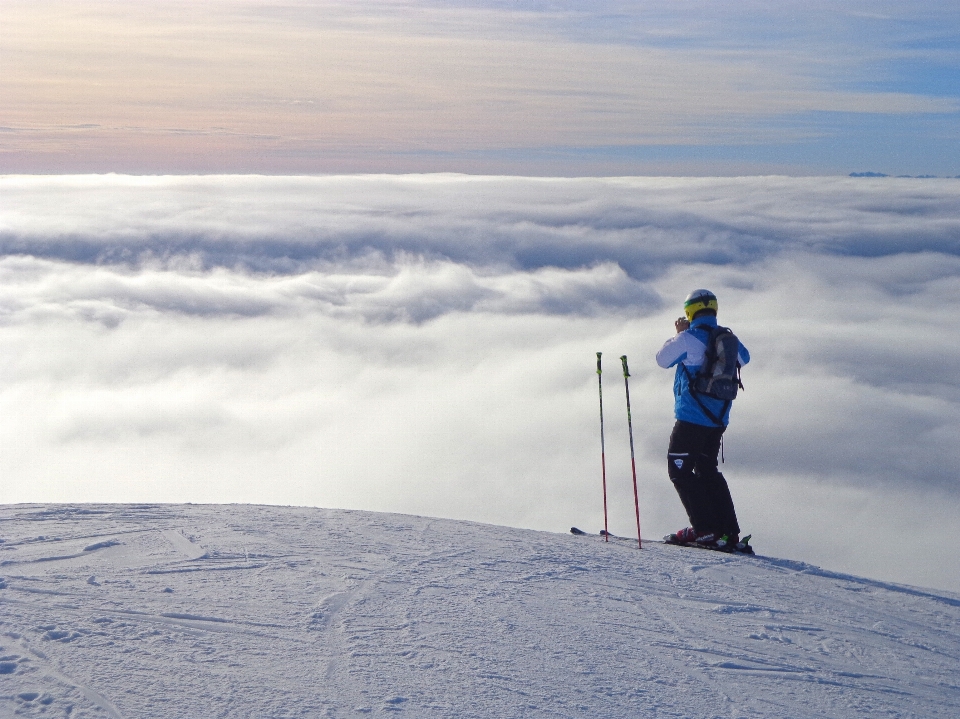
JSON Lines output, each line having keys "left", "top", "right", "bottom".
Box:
{"left": 656, "top": 289, "right": 750, "bottom": 550}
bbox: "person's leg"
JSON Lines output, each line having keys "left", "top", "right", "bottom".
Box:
{"left": 692, "top": 427, "right": 740, "bottom": 537}
{"left": 667, "top": 421, "right": 714, "bottom": 534}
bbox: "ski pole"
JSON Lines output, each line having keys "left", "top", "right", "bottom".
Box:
{"left": 620, "top": 355, "right": 642, "bottom": 549}
{"left": 596, "top": 353, "right": 609, "bottom": 542}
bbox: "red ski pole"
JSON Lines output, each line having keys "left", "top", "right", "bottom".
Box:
{"left": 596, "top": 353, "right": 609, "bottom": 542}
{"left": 620, "top": 355, "right": 642, "bottom": 549}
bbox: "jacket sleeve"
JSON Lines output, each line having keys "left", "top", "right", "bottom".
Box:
{"left": 656, "top": 334, "right": 689, "bottom": 369}
{"left": 738, "top": 342, "right": 750, "bottom": 366}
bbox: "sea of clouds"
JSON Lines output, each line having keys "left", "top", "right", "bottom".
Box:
{"left": 1, "top": 174, "right": 959, "bottom": 591}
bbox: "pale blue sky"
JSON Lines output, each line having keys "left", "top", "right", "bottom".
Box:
{"left": 2, "top": 3, "right": 960, "bottom": 592}
{"left": 1, "top": 1, "right": 958, "bottom": 174}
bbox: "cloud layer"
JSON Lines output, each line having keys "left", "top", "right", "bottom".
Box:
{"left": 1, "top": 174, "right": 959, "bottom": 592}
{"left": 4, "top": 174, "right": 960, "bottom": 270}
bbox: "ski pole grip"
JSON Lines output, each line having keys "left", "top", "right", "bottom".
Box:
{"left": 620, "top": 355, "right": 630, "bottom": 377}
{"left": 596, "top": 352, "right": 602, "bottom": 374}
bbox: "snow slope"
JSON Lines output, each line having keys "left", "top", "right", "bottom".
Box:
{"left": 1, "top": 505, "right": 958, "bottom": 718}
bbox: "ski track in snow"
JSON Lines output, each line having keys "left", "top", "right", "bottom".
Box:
{"left": 0, "top": 505, "right": 957, "bottom": 718}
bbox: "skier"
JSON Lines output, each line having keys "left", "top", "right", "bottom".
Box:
{"left": 656, "top": 289, "right": 750, "bottom": 550}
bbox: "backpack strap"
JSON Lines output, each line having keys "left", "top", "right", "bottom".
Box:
{"left": 680, "top": 363, "right": 728, "bottom": 427}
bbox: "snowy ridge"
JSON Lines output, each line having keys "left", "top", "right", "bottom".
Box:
{"left": 0, "top": 504, "right": 958, "bottom": 718}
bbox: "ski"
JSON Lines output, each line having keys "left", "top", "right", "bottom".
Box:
{"left": 662, "top": 533, "right": 755, "bottom": 555}
{"left": 572, "top": 527, "right": 755, "bottom": 554}
{"left": 570, "top": 528, "right": 642, "bottom": 544}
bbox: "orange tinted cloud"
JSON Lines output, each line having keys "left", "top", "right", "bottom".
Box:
{"left": 1, "top": 1, "right": 955, "bottom": 173}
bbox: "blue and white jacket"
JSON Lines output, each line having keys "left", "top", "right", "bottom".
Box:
{"left": 655, "top": 315, "right": 750, "bottom": 427}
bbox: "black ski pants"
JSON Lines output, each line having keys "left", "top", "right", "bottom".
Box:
{"left": 667, "top": 420, "right": 740, "bottom": 538}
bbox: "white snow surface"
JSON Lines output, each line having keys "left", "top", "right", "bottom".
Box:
{"left": 1, "top": 504, "right": 958, "bottom": 718}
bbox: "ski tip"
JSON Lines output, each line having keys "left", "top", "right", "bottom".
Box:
{"left": 570, "top": 527, "right": 587, "bottom": 535}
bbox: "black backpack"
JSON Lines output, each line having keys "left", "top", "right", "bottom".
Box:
{"left": 690, "top": 326, "right": 744, "bottom": 401}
